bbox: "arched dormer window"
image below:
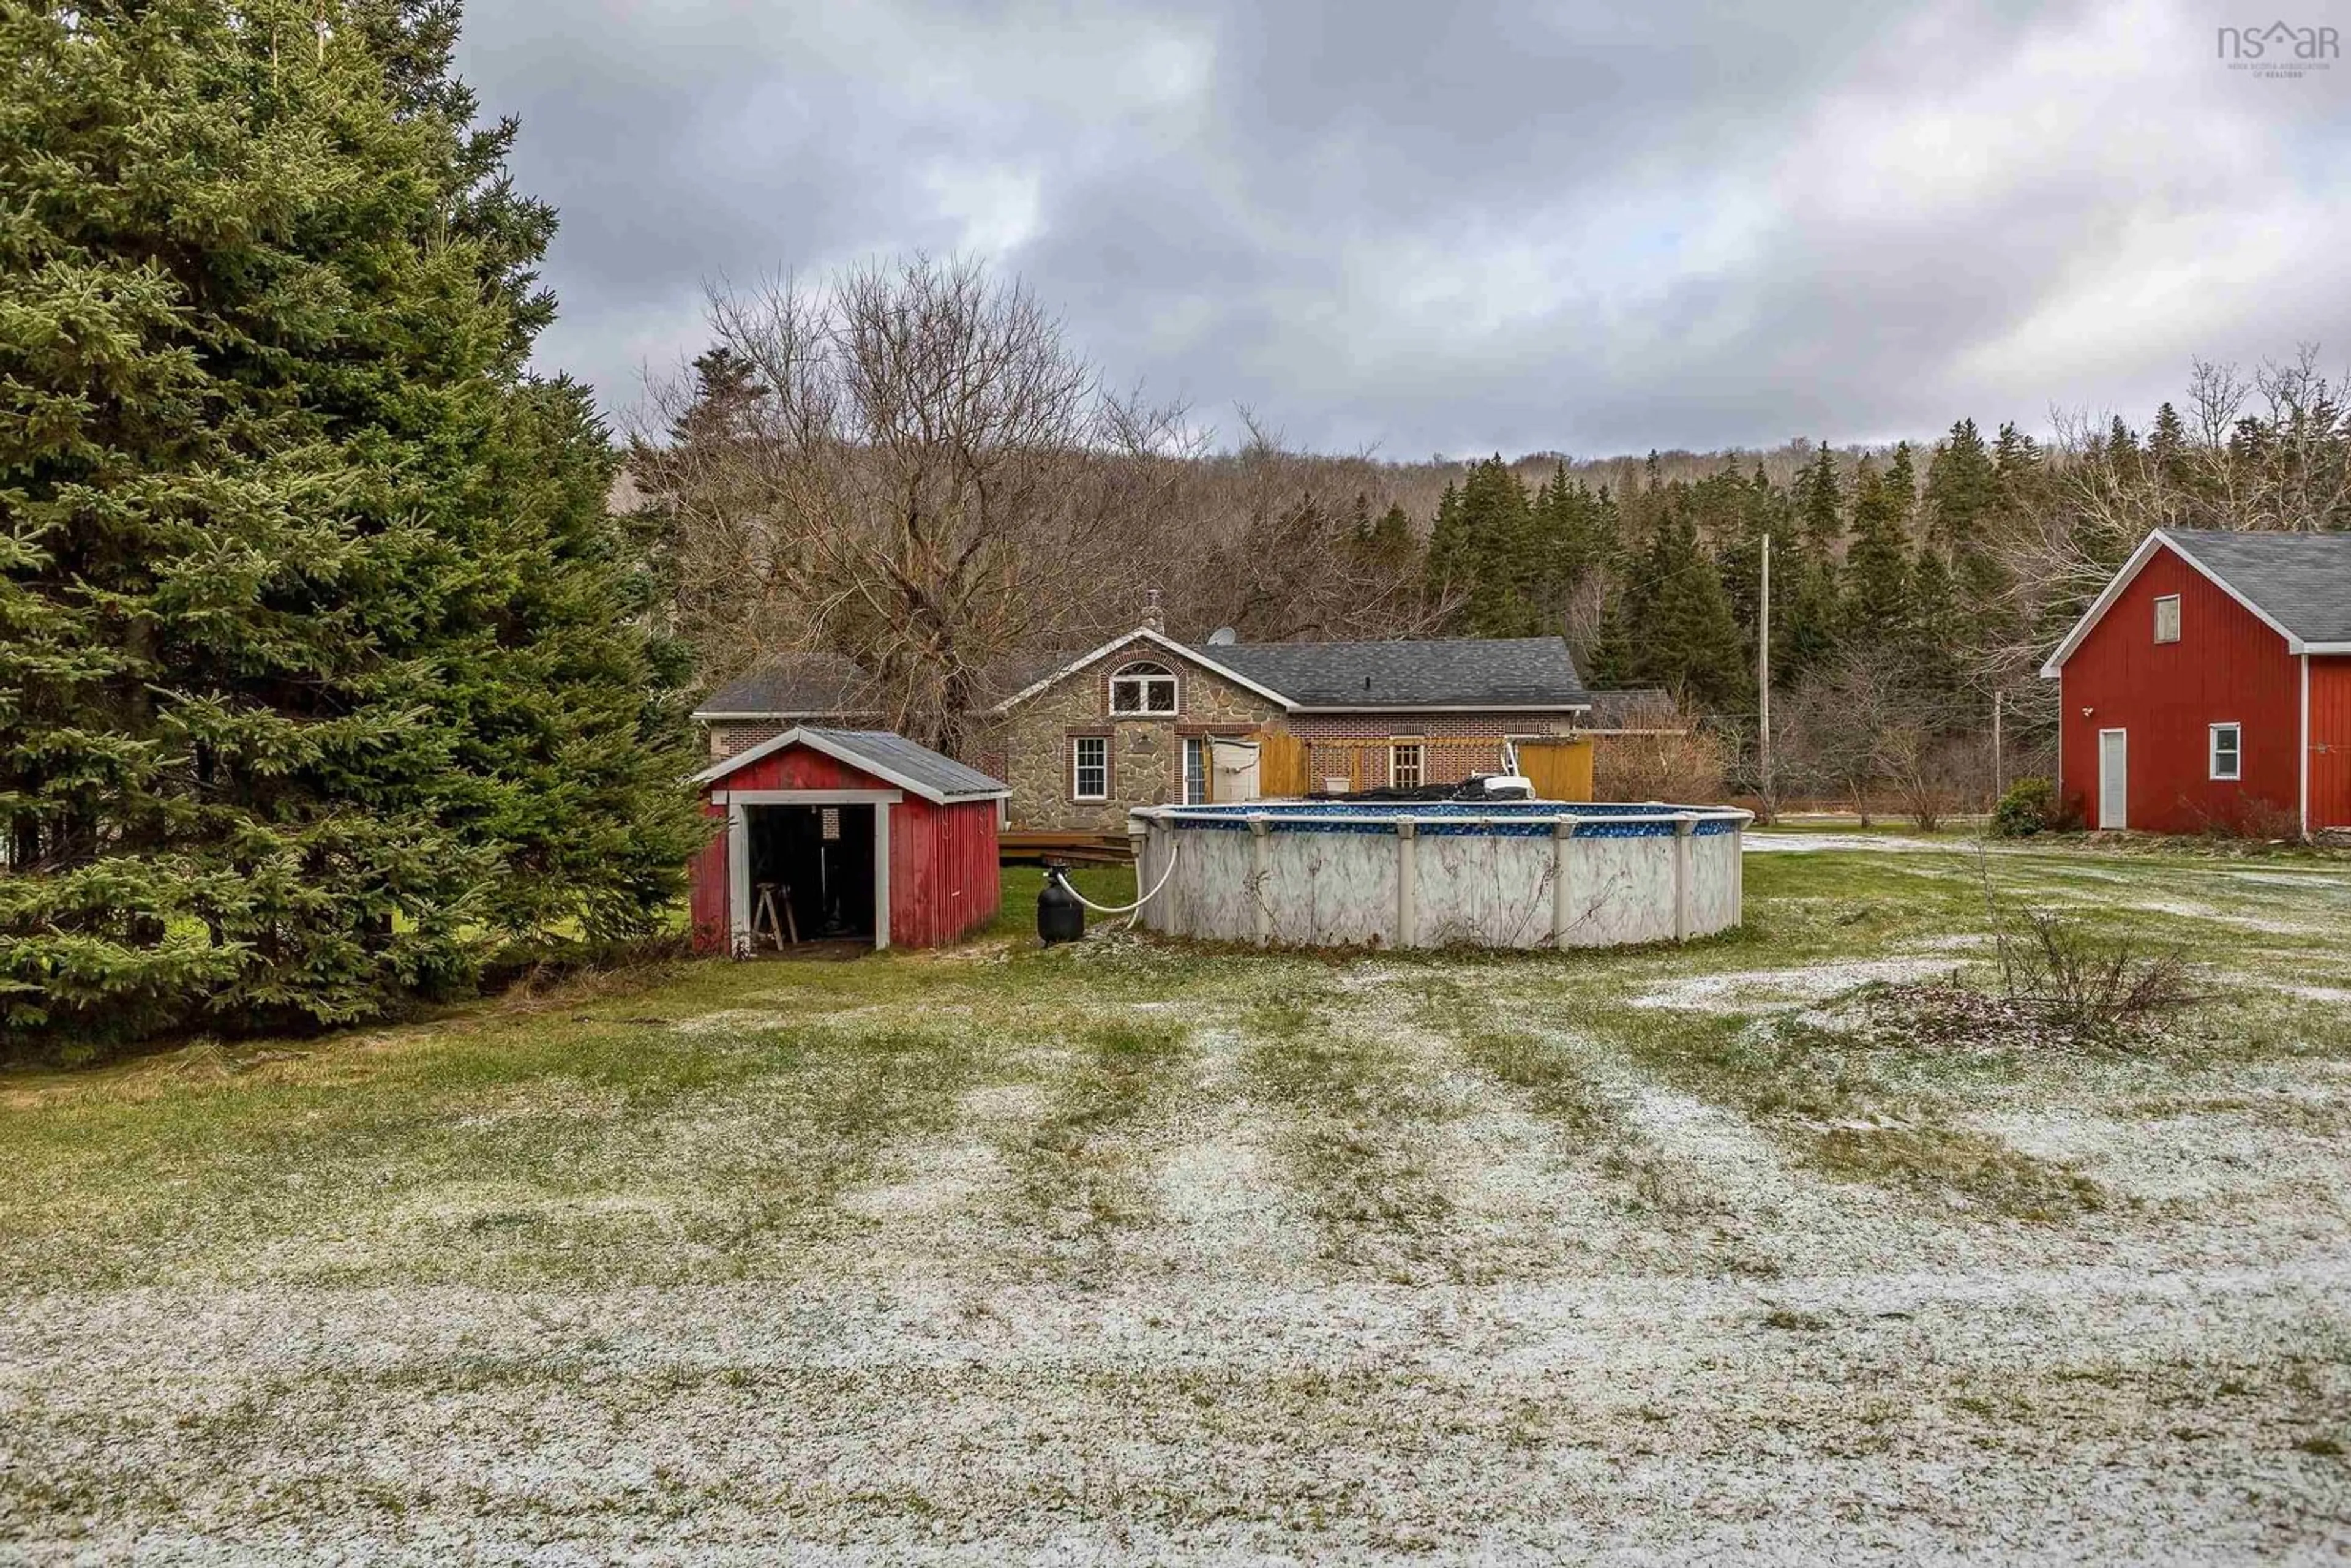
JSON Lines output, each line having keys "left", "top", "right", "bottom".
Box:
{"left": 1109, "top": 660, "right": 1178, "bottom": 716}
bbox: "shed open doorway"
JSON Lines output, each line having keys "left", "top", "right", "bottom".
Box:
{"left": 745, "top": 802, "right": 876, "bottom": 945}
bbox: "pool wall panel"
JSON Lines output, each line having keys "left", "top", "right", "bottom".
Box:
{"left": 1132, "top": 804, "right": 1747, "bottom": 950}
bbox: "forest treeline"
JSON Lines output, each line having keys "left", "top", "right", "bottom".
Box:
{"left": 640, "top": 266, "right": 2351, "bottom": 814}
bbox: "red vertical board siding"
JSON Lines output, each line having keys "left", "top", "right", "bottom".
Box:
{"left": 688, "top": 736, "right": 1003, "bottom": 949}
{"left": 886, "top": 797, "right": 1003, "bottom": 946}
{"left": 2057, "top": 545, "right": 2301, "bottom": 834}
{"left": 2309, "top": 656, "right": 2351, "bottom": 830}
{"left": 687, "top": 802, "right": 730, "bottom": 952}
{"left": 723, "top": 746, "right": 880, "bottom": 793}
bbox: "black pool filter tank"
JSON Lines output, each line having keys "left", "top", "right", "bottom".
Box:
{"left": 1037, "top": 863, "right": 1086, "bottom": 945}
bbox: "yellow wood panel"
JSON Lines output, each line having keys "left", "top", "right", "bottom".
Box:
{"left": 1515, "top": 740, "right": 1593, "bottom": 802}
{"left": 1252, "top": 730, "right": 1311, "bottom": 798}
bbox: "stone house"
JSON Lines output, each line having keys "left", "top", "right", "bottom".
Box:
{"left": 696, "top": 609, "right": 1638, "bottom": 832}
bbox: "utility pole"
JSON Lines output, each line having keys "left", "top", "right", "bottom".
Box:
{"left": 1758, "top": 533, "right": 1772, "bottom": 814}
{"left": 1991, "top": 687, "right": 2003, "bottom": 798}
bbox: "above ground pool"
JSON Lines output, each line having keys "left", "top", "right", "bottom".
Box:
{"left": 1127, "top": 800, "right": 1751, "bottom": 950}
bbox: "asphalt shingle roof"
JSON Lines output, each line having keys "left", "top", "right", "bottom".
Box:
{"left": 2164, "top": 529, "right": 2351, "bottom": 645}
{"left": 696, "top": 653, "right": 874, "bottom": 718}
{"left": 1194, "top": 636, "right": 1588, "bottom": 709}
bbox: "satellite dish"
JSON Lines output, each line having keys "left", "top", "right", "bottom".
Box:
{"left": 1207, "top": 626, "right": 1239, "bottom": 645}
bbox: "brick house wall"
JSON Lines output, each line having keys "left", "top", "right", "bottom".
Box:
{"left": 706, "top": 721, "right": 784, "bottom": 759}
{"left": 973, "top": 636, "right": 1281, "bottom": 831}
{"left": 705, "top": 715, "right": 887, "bottom": 759}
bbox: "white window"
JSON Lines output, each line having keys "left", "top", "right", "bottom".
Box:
{"left": 2209, "top": 723, "right": 2241, "bottom": 782}
{"left": 1071, "top": 735, "right": 1109, "bottom": 800}
{"left": 2154, "top": 595, "right": 2181, "bottom": 644}
{"left": 1109, "top": 661, "right": 1178, "bottom": 716}
{"left": 1182, "top": 736, "right": 1208, "bottom": 803}
{"left": 1389, "top": 740, "right": 1425, "bottom": 789}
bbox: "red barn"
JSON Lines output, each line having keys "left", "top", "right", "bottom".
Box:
{"left": 688, "top": 728, "right": 1009, "bottom": 954}
{"left": 2041, "top": 528, "right": 2351, "bottom": 836}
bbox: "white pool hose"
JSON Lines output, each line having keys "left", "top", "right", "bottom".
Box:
{"left": 1049, "top": 841, "right": 1181, "bottom": 923}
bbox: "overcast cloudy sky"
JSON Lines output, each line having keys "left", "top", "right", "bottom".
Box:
{"left": 455, "top": 0, "right": 2351, "bottom": 457}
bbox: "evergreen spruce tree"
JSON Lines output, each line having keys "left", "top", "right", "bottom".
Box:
{"left": 1353, "top": 500, "right": 1417, "bottom": 576}
{"left": 0, "top": 1, "right": 705, "bottom": 1048}
{"left": 1903, "top": 544, "right": 1966, "bottom": 703}
{"left": 1584, "top": 595, "right": 1637, "bottom": 691}
{"left": 1842, "top": 457, "right": 1912, "bottom": 649}
{"left": 1774, "top": 541, "right": 1843, "bottom": 693}
{"left": 1422, "top": 480, "right": 1467, "bottom": 617}
{"left": 1792, "top": 441, "right": 1845, "bottom": 558}
{"left": 1923, "top": 418, "right": 1997, "bottom": 555}
{"left": 2148, "top": 402, "right": 2192, "bottom": 488}
{"left": 1625, "top": 508, "right": 1748, "bottom": 711}
{"left": 1447, "top": 456, "right": 1539, "bottom": 637}
{"left": 1711, "top": 462, "right": 1784, "bottom": 639}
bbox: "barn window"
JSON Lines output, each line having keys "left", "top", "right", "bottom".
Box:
{"left": 1109, "top": 661, "right": 1178, "bottom": 716}
{"left": 2154, "top": 595, "right": 2181, "bottom": 643}
{"left": 2209, "top": 723, "right": 2241, "bottom": 781}
{"left": 1390, "top": 739, "right": 1425, "bottom": 789}
{"left": 1071, "top": 735, "right": 1109, "bottom": 800}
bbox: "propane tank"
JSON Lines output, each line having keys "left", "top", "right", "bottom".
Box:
{"left": 1036, "top": 863, "right": 1086, "bottom": 945}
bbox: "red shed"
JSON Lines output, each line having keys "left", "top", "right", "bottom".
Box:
{"left": 688, "top": 728, "right": 1009, "bottom": 954}
{"left": 2042, "top": 528, "right": 2351, "bottom": 836}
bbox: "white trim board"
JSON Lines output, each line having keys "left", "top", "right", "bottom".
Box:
{"left": 723, "top": 794, "right": 894, "bottom": 952}
{"left": 985, "top": 626, "right": 1296, "bottom": 715}
{"left": 711, "top": 788, "right": 902, "bottom": 805}
{"left": 692, "top": 725, "right": 1010, "bottom": 803}
{"left": 2041, "top": 528, "right": 2327, "bottom": 677}
{"left": 1289, "top": 702, "right": 1594, "bottom": 715}
{"left": 2301, "top": 654, "right": 2311, "bottom": 838}
{"left": 692, "top": 709, "right": 868, "bottom": 722}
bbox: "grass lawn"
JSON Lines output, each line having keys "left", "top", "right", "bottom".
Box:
{"left": 3, "top": 841, "right": 2349, "bottom": 1561}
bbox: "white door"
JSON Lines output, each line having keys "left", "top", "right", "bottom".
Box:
{"left": 1210, "top": 738, "right": 1261, "bottom": 802}
{"left": 2098, "top": 729, "right": 2128, "bottom": 829}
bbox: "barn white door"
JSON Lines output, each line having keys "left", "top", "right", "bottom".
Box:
{"left": 2098, "top": 729, "right": 2128, "bottom": 829}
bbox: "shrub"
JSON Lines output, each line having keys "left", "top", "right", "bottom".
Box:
{"left": 1974, "top": 848, "right": 2200, "bottom": 1043}
{"left": 1992, "top": 907, "right": 2200, "bottom": 1041}
{"left": 1595, "top": 724, "right": 1728, "bottom": 803}
{"left": 1991, "top": 777, "right": 2060, "bottom": 838}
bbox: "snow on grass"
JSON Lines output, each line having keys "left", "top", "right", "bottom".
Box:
{"left": 1627, "top": 957, "right": 1959, "bottom": 1013}
{"left": 1743, "top": 832, "right": 1964, "bottom": 853}
{"left": 6, "top": 843, "right": 2351, "bottom": 1560}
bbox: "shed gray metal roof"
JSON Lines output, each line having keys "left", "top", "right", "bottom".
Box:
{"left": 2163, "top": 529, "right": 2351, "bottom": 645}
{"left": 797, "top": 729, "right": 1009, "bottom": 800}
{"left": 692, "top": 726, "right": 1009, "bottom": 802}
{"left": 1192, "top": 636, "right": 1588, "bottom": 710}
{"left": 695, "top": 653, "right": 875, "bottom": 718}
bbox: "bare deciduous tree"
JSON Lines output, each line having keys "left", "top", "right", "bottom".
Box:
{"left": 636, "top": 256, "right": 1197, "bottom": 753}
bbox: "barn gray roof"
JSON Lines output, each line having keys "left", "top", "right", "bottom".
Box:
{"left": 694, "top": 653, "right": 874, "bottom": 718}
{"left": 1196, "top": 636, "right": 1589, "bottom": 710}
{"left": 2164, "top": 529, "right": 2351, "bottom": 645}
